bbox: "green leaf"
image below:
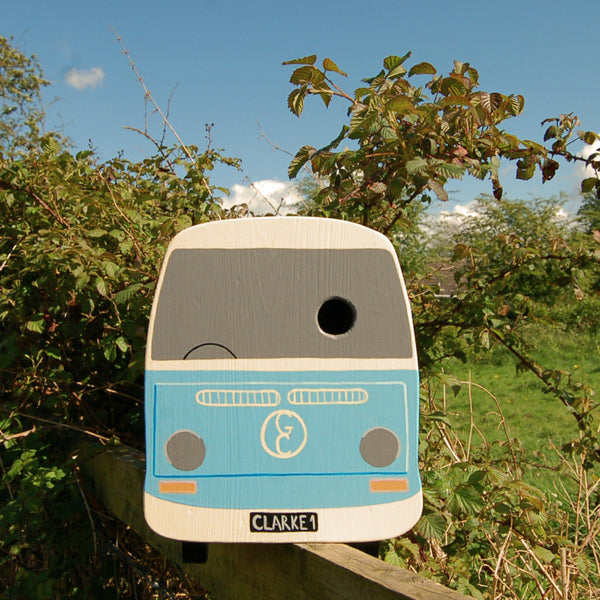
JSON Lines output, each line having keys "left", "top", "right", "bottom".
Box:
{"left": 109, "top": 229, "right": 125, "bottom": 241}
{"left": 441, "top": 77, "right": 466, "bottom": 97}
{"left": 392, "top": 537, "right": 421, "bottom": 560}
{"left": 41, "top": 136, "right": 60, "bottom": 154}
{"left": 427, "top": 179, "right": 448, "bottom": 202}
{"left": 479, "top": 328, "right": 490, "bottom": 349}
{"left": 543, "top": 124, "right": 560, "bottom": 141}
{"left": 509, "top": 94, "right": 525, "bottom": 116}
{"left": 406, "top": 157, "right": 429, "bottom": 174}
{"left": 387, "top": 178, "right": 405, "bottom": 198}
{"left": 467, "top": 470, "right": 488, "bottom": 487}
{"left": 87, "top": 229, "right": 107, "bottom": 238}
{"left": 119, "top": 239, "right": 133, "bottom": 256}
{"left": 283, "top": 55, "right": 317, "bottom": 66}
{"left": 447, "top": 484, "right": 485, "bottom": 516}
{"left": 75, "top": 271, "right": 90, "bottom": 290}
{"left": 287, "top": 87, "right": 307, "bottom": 116}
{"left": 289, "top": 66, "right": 324, "bottom": 85}
{"left": 104, "top": 343, "right": 117, "bottom": 363}
{"left": 387, "top": 64, "right": 408, "bottom": 79}
{"left": 466, "top": 65, "right": 479, "bottom": 85}
{"left": 578, "top": 130, "right": 599, "bottom": 145}
{"left": 95, "top": 277, "right": 108, "bottom": 298}
{"left": 516, "top": 163, "right": 536, "bottom": 181}
{"left": 581, "top": 177, "right": 598, "bottom": 193}
{"left": 408, "top": 62, "right": 436, "bottom": 77}
{"left": 102, "top": 261, "right": 119, "bottom": 278}
{"left": 288, "top": 145, "right": 315, "bottom": 178}
{"left": 387, "top": 96, "right": 413, "bottom": 114}
{"left": 383, "top": 547, "right": 403, "bottom": 567}
{"left": 115, "top": 336, "right": 129, "bottom": 353}
{"left": 436, "top": 162, "right": 465, "bottom": 179}
{"left": 114, "top": 283, "right": 142, "bottom": 305}
{"left": 319, "top": 92, "right": 332, "bottom": 107}
{"left": 533, "top": 545, "right": 556, "bottom": 564}
{"left": 426, "top": 411, "right": 452, "bottom": 426}
{"left": 383, "top": 52, "right": 411, "bottom": 71}
{"left": 415, "top": 510, "right": 447, "bottom": 539}
{"left": 322, "top": 58, "right": 347, "bottom": 76}
{"left": 25, "top": 316, "right": 45, "bottom": 333}
{"left": 354, "top": 87, "right": 372, "bottom": 101}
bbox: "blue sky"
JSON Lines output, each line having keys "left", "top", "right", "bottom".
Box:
{"left": 4, "top": 1, "right": 600, "bottom": 213}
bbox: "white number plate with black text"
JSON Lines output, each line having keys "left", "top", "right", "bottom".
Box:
{"left": 250, "top": 512, "right": 318, "bottom": 533}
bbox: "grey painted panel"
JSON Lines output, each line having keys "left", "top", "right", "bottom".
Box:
{"left": 152, "top": 249, "right": 412, "bottom": 359}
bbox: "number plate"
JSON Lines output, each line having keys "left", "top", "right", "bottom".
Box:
{"left": 250, "top": 511, "right": 318, "bottom": 533}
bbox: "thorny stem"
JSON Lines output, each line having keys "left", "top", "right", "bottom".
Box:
{"left": 111, "top": 26, "right": 214, "bottom": 201}
{"left": 319, "top": 75, "right": 355, "bottom": 105}
{"left": 463, "top": 378, "right": 518, "bottom": 472}
{"left": 96, "top": 168, "right": 145, "bottom": 261}
{"left": 122, "top": 126, "right": 176, "bottom": 172}
{"left": 382, "top": 187, "right": 424, "bottom": 235}
{"left": 0, "top": 179, "right": 70, "bottom": 227}
{"left": 3, "top": 410, "right": 111, "bottom": 442}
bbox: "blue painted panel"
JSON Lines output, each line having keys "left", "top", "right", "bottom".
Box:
{"left": 144, "top": 369, "right": 420, "bottom": 510}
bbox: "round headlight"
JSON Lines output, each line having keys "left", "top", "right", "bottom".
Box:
{"left": 165, "top": 430, "right": 206, "bottom": 471}
{"left": 360, "top": 427, "right": 400, "bottom": 468}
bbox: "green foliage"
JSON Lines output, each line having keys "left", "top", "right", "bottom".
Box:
{"left": 541, "top": 114, "right": 600, "bottom": 196}
{"left": 0, "top": 37, "right": 242, "bottom": 596}
{"left": 578, "top": 191, "right": 600, "bottom": 234}
{"left": 0, "top": 35, "right": 58, "bottom": 158}
{"left": 283, "top": 52, "right": 567, "bottom": 233}
{"left": 288, "top": 54, "right": 600, "bottom": 598}
{"left": 396, "top": 368, "right": 600, "bottom": 599}
{"left": 403, "top": 201, "right": 600, "bottom": 597}
{"left": 0, "top": 140, "right": 241, "bottom": 595}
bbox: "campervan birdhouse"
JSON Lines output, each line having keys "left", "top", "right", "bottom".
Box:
{"left": 143, "top": 217, "right": 422, "bottom": 543}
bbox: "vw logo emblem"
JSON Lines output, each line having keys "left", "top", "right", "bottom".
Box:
{"left": 260, "top": 410, "right": 307, "bottom": 459}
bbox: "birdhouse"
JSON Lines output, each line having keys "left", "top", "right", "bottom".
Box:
{"left": 144, "top": 217, "right": 422, "bottom": 542}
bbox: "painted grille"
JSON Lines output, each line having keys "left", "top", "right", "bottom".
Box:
{"left": 287, "top": 388, "right": 368, "bottom": 405}
{"left": 196, "top": 390, "right": 281, "bottom": 406}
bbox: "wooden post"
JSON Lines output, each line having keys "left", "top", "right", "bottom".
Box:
{"left": 79, "top": 443, "right": 471, "bottom": 600}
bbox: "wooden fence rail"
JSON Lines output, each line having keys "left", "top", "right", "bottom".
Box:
{"left": 79, "top": 443, "right": 471, "bottom": 600}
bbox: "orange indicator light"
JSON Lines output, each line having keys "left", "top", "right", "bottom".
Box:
{"left": 369, "top": 478, "right": 409, "bottom": 493}
{"left": 159, "top": 481, "right": 197, "bottom": 494}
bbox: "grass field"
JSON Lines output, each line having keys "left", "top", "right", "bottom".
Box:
{"left": 439, "top": 324, "right": 600, "bottom": 491}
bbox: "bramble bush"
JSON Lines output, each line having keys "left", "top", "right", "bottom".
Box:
{"left": 0, "top": 141, "right": 244, "bottom": 597}
{"left": 285, "top": 53, "right": 600, "bottom": 597}
{"left": 0, "top": 36, "right": 244, "bottom": 596}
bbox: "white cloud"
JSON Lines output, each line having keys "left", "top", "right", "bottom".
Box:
{"left": 222, "top": 180, "right": 303, "bottom": 215}
{"left": 578, "top": 137, "right": 600, "bottom": 180}
{"left": 436, "top": 202, "right": 480, "bottom": 227}
{"left": 65, "top": 67, "right": 105, "bottom": 90}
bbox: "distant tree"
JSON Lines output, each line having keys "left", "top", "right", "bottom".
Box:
{"left": 578, "top": 191, "right": 600, "bottom": 233}
{"left": 0, "top": 35, "right": 58, "bottom": 157}
{"left": 453, "top": 194, "right": 581, "bottom": 303}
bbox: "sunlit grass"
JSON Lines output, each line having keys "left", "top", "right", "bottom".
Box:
{"left": 441, "top": 324, "right": 600, "bottom": 491}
